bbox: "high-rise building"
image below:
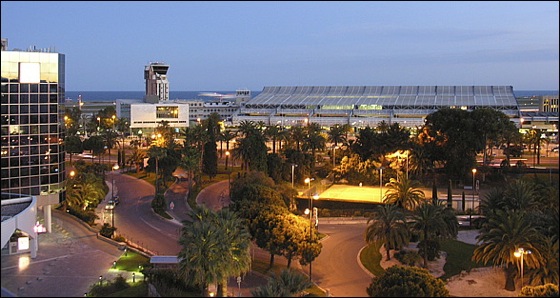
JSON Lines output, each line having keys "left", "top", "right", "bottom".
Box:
{"left": 1, "top": 39, "right": 66, "bottom": 233}
{"left": 144, "top": 62, "right": 169, "bottom": 103}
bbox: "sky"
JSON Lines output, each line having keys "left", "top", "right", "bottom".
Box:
{"left": 1, "top": 1, "right": 558, "bottom": 92}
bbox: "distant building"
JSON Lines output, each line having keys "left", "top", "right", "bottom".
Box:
{"left": 144, "top": 62, "right": 169, "bottom": 102}
{"left": 1, "top": 39, "right": 66, "bottom": 234}
{"left": 129, "top": 100, "right": 190, "bottom": 136}
{"left": 235, "top": 85, "right": 523, "bottom": 128}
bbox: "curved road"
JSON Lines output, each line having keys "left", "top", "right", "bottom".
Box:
{"left": 110, "top": 172, "right": 374, "bottom": 296}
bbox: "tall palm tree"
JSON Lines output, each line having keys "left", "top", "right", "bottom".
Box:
{"left": 289, "top": 125, "right": 307, "bottom": 152}
{"left": 383, "top": 173, "right": 427, "bottom": 211}
{"left": 178, "top": 206, "right": 251, "bottom": 297}
{"left": 264, "top": 125, "right": 282, "bottom": 154}
{"left": 327, "top": 124, "right": 347, "bottom": 147}
{"left": 472, "top": 209, "right": 543, "bottom": 291}
{"left": 214, "top": 208, "right": 252, "bottom": 296}
{"left": 147, "top": 146, "right": 167, "bottom": 193}
{"left": 365, "top": 204, "right": 410, "bottom": 261}
{"left": 409, "top": 202, "right": 458, "bottom": 268}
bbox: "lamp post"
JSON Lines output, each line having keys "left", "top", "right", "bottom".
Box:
{"left": 304, "top": 192, "right": 319, "bottom": 282}
{"left": 332, "top": 146, "right": 339, "bottom": 168}
{"left": 514, "top": 248, "right": 531, "bottom": 289}
{"left": 471, "top": 168, "right": 477, "bottom": 211}
{"left": 291, "top": 164, "right": 298, "bottom": 189}
{"left": 225, "top": 151, "right": 230, "bottom": 170}
{"left": 378, "top": 167, "right": 385, "bottom": 201}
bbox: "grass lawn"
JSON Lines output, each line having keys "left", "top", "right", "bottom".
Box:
{"left": 359, "top": 237, "right": 488, "bottom": 281}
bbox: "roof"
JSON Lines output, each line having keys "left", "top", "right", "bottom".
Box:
{"left": 150, "top": 256, "right": 181, "bottom": 264}
{"left": 245, "top": 86, "right": 518, "bottom": 109}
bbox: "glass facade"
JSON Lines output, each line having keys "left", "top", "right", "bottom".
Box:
{"left": 1, "top": 50, "right": 66, "bottom": 199}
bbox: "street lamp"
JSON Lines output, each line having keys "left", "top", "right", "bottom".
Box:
{"left": 225, "top": 151, "right": 230, "bottom": 170}
{"left": 304, "top": 193, "right": 319, "bottom": 281}
{"left": 378, "top": 167, "right": 385, "bottom": 201}
{"left": 332, "top": 145, "right": 339, "bottom": 168}
{"left": 471, "top": 168, "right": 477, "bottom": 211}
{"left": 291, "top": 164, "right": 298, "bottom": 189}
{"left": 514, "top": 248, "right": 531, "bottom": 289}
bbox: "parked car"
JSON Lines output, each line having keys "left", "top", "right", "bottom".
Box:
{"left": 552, "top": 147, "right": 559, "bottom": 153}
{"left": 105, "top": 200, "right": 116, "bottom": 210}
{"left": 112, "top": 196, "right": 120, "bottom": 205}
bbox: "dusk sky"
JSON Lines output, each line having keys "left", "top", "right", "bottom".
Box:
{"left": 1, "top": 1, "right": 558, "bottom": 92}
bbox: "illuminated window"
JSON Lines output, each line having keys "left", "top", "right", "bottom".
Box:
{"left": 156, "top": 106, "right": 179, "bottom": 118}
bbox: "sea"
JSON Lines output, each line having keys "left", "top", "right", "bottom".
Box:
{"left": 65, "top": 91, "right": 260, "bottom": 102}
{"left": 65, "top": 90, "right": 558, "bottom": 103}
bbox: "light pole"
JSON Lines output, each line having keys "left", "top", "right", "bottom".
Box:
{"left": 332, "top": 145, "right": 339, "bottom": 168}
{"left": 304, "top": 192, "right": 319, "bottom": 282}
{"left": 514, "top": 248, "right": 531, "bottom": 289}
{"left": 471, "top": 168, "right": 477, "bottom": 211}
{"left": 291, "top": 164, "right": 298, "bottom": 189}
{"left": 378, "top": 167, "right": 385, "bottom": 201}
{"left": 225, "top": 151, "right": 230, "bottom": 170}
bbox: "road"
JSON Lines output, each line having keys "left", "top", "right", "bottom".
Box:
{"left": 106, "top": 171, "right": 182, "bottom": 255}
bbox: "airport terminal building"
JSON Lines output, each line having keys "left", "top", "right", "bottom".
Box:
{"left": 234, "top": 85, "right": 522, "bottom": 128}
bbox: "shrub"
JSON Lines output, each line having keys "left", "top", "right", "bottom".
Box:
{"left": 394, "top": 250, "right": 422, "bottom": 266}
{"left": 366, "top": 265, "right": 449, "bottom": 297}
{"left": 99, "top": 223, "right": 116, "bottom": 238}
{"left": 417, "top": 239, "right": 441, "bottom": 261}
{"left": 519, "top": 283, "right": 559, "bottom": 297}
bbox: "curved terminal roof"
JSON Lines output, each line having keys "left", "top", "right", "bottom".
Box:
{"left": 245, "top": 86, "right": 519, "bottom": 111}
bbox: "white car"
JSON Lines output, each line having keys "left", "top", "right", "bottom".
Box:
{"left": 105, "top": 201, "right": 116, "bottom": 210}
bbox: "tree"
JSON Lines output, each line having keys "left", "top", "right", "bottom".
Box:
{"left": 365, "top": 204, "right": 409, "bottom": 261}
{"left": 327, "top": 124, "right": 347, "bottom": 147}
{"left": 178, "top": 206, "right": 251, "bottom": 297}
{"left": 472, "top": 209, "right": 543, "bottom": 291}
{"left": 251, "top": 269, "right": 312, "bottom": 297}
{"left": 410, "top": 202, "right": 458, "bottom": 268}
{"left": 366, "top": 265, "right": 449, "bottom": 297}
{"left": 383, "top": 173, "right": 427, "bottom": 211}
{"left": 65, "top": 135, "right": 83, "bottom": 163}
{"left": 420, "top": 108, "right": 479, "bottom": 179}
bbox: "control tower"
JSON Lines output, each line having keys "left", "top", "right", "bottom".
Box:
{"left": 144, "top": 62, "right": 169, "bottom": 103}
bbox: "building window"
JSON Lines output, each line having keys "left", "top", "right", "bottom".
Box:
{"left": 156, "top": 106, "right": 179, "bottom": 118}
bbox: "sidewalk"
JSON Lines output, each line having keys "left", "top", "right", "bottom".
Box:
{"left": 1, "top": 209, "right": 124, "bottom": 297}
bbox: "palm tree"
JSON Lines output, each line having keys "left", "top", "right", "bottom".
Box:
{"left": 383, "top": 173, "right": 427, "bottom": 211}
{"left": 178, "top": 206, "right": 251, "bottom": 297}
{"left": 472, "top": 209, "right": 543, "bottom": 291}
{"left": 264, "top": 125, "right": 282, "bottom": 154}
{"left": 289, "top": 125, "right": 307, "bottom": 152}
{"left": 327, "top": 124, "right": 347, "bottom": 147}
{"left": 214, "top": 208, "right": 252, "bottom": 296}
{"left": 365, "top": 204, "right": 410, "bottom": 261}
{"left": 147, "top": 146, "right": 167, "bottom": 193}
{"left": 409, "top": 202, "right": 458, "bottom": 268}
{"left": 250, "top": 269, "right": 312, "bottom": 297}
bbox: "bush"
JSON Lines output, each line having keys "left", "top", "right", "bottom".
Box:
{"left": 417, "top": 239, "right": 441, "bottom": 261}
{"left": 88, "top": 274, "right": 130, "bottom": 296}
{"left": 394, "top": 250, "right": 422, "bottom": 266}
{"left": 366, "top": 265, "right": 449, "bottom": 297}
{"left": 99, "top": 223, "right": 116, "bottom": 238}
{"left": 67, "top": 207, "right": 98, "bottom": 226}
{"left": 519, "top": 283, "right": 559, "bottom": 297}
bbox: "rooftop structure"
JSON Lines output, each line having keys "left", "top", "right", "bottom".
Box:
{"left": 235, "top": 85, "right": 521, "bottom": 128}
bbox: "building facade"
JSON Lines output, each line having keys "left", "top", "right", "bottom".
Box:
{"left": 1, "top": 40, "right": 66, "bottom": 233}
